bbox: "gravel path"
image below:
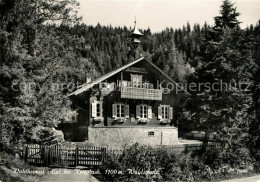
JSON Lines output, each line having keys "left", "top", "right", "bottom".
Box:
{"left": 220, "top": 175, "right": 260, "bottom": 182}
{"left": 37, "top": 168, "right": 99, "bottom": 182}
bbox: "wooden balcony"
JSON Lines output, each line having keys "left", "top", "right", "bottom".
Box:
{"left": 121, "top": 87, "right": 162, "bottom": 101}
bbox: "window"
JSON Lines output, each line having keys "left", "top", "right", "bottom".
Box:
{"left": 162, "top": 106, "right": 169, "bottom": 119}
{"left": 148, "top": 131, "right": 155, "bottom": 136}
{"left": 131, "top": 74, "right": 142, "bottom": 88}
{"left": 99, "top": 82, "right": 108, "bottom": 90}
{"left": 140, "top": 105, "right": 148, "bottom": 118}
{"left": 92, "top": 101, "right": 103, "bottom": 119}
{"left": 136, "top": 105, "right": 152, "bottom": 119}
{"left": 113, "top": 103, "right": 129, "bottom": 118}
{"left": 96, "top": 103, "right": 101, "bottom": 117}
{"left": 158, "top": 105, "right": 173, "bottom": 120}
{"left": 116, "top": 104, "right": 125, "bottom": 118}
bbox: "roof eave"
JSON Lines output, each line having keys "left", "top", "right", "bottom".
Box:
{"left": 67, "top": 57, "right": 190, "bottom": 97}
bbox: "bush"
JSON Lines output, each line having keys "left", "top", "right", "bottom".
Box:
{"left": 98, "top": 144, "right": 207, "bottom": 181}
{"left": 250, "top": 149, "right": 260, "bottom": 172}
{"left": 204, "top": 147, "right": 253, "bottom": 169}
{"left": 97, "top": 144, "right": 256, "bottom": 182}
{"left": 99, "top": 143, "right": 170, "bottom": 181}
{"left": 0, "top": 152, "right": 44, "bottom": 182}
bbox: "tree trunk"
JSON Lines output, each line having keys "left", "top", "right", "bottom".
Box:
{"left": 201, "top": 130, "right": 210, "bottom": 153}
{"left": 27, "top": 26, "right": 37, "bottom": 57}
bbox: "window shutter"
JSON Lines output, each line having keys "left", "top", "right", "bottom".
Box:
{"left": 169, "top": 107, "right": 173, "bottom": 120}
{"left": 148, "top": 106, "right": 152, "bottom": 119}
{"left": 112, "top": 104, "right": 117, "bottom": 118}
{"left": 136, "top": 105, "right": 140, "bottom": 118}
{"left": 91, "top": 102, "right": 97, "bottom": 118}
{"left": 158, "top": 105, "right": 162, "bottom": 119}
{"left": 124, "top": 105, "right": 129, "bottom": 118}
{"left": 100, "top": 101, "right": 103, "bottom": 118}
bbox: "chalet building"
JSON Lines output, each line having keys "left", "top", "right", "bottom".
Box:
{"left": 62, "top": 23, "right": 187, "bottom": 146}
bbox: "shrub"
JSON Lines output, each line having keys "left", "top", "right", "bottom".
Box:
{"left": 0, "top": 152, "right": 44, "bottom": 182}
{"left": 250, "top": 149, "right": 260, "bottom": 172}
{"left": 97, "top": 144, "right": 256, "bottom": 182}
{"left": 204, "top": 147, "right": 253, "bottom": 169}
{"left": 99, "top": 143, "right": 170, "bottom": 181}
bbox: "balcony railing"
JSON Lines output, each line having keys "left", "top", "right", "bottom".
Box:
{"left": 121, "top": 87, "right": 163, "bottom": 101}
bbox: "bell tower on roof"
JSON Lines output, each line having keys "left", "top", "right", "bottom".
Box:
{"left": 128, "top": 18, "right": 143, "bottom": 60}
{"left": 129, "top": 18, "right": 143, "bottom": 48}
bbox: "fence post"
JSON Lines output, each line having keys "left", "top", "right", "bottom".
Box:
{"left": 75, "top": 146, "right": 78, "bottom": 167}
{"left": 24, "top": 145, "right": 28, "bottom": 162}
{"left": 44, "top": 145, "right": 49, "bottom": 167}
{"left": 102, "top": 147, "right": 106, "bottom": 162}
{"left": 23, "top": 145, "right": 26, "bottom": 161}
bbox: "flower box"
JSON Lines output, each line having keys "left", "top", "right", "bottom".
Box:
{"left": 94, "top": 117, "right": 104, "bottom": 122}
{"left": 115, "top": 118, "right": 127, "bottom": 123}
{"left": 138, "top": 118, "right": 150, "bottom": 123}
{"left": 160, "top": 119, "right": 170, "bottom": 124}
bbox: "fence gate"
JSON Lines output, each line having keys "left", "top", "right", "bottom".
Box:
{"left": 49, "top": 144, "right": 76, "bottom": 167}
{"left": 24, "top": 144, "right": 46, "bottom": 166}
{"left": 77, "top": 146, "right": 106, "bottom": 166}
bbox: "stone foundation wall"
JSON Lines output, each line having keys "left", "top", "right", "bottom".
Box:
{"left": 87, "top": 127, "right": 178, "bottom": 146}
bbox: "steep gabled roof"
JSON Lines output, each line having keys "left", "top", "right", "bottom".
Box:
{"left": 68, "top": 57, "right": 188, "bottom": 96}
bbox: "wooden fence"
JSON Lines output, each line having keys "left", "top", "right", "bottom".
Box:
{"left": 23, "top": 144, "right": 106, "bottom": 167}
{"left": 23, "top": 143, "right": 220, "bottom": 167}
{"left": 23, "top": 144, "right": 46, "bottom": 165}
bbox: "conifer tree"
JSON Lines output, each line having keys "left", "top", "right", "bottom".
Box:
{"left": 184, "top": 0, "right": 255, "bottom": 153}
{"left": 214, "top": 0, "right": 240, "bottom": 30}
{"left": 0, "top": 0, "right": 81, "bottom": 151}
